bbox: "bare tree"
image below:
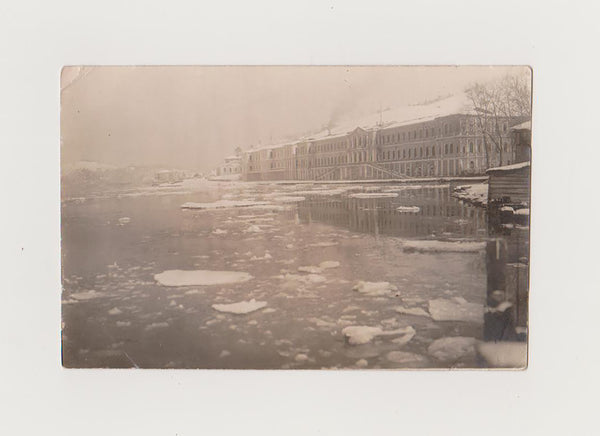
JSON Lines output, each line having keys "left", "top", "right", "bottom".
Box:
{"left": 466, "top": 74, "right": 531, "bottom": 167}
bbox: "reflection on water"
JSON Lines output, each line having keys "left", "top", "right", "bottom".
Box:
{"left": 297, "top": 186, "right": 487, "bottom": 239}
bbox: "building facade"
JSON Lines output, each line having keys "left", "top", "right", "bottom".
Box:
{"left": 241, "top": 113, "right": 527, "bottom": 181}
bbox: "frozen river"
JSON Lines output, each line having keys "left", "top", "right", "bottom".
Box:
{"left": 62, "top": 179, "right": 505, "bottom": 369}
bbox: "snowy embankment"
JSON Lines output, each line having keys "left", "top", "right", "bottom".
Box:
{"left": 452, "top": 183, "right": 488, "bottom": 206}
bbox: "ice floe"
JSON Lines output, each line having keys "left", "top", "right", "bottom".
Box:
{"left": 386, "top": 351, "right": 428, "bottom": 365}
{"left": 154, "top": 270, "right": 253, "bottom": 286}
{"left": 394, "top": 306, "right": 430, "bottom": 317}
{"left": 427, "top": 336, "right": 478, "bottom": 361}
{"left": 212, "top": 228, "right": 228, "bottom": 235}
{"left": 70, "top": 290, "right": 106, "bottom": 300}
{"left": 116, "top": 321, "right": 131, "bottom": 327}
{"left": 428, "top": 297, "right": 483, "bottom": 323}
{"left": 342, "top": 325, "right": 415, "bottom": 345}
{"left": 118, "top": 217, "right": 131, "bottom": 225}
{"left": 298, "top": 266, "right": 323, "bottom": 274}
{"left": 181, "top": 200, "right": 271, "bottom": 210}
{"left": 244, "top": 225, "right": 263, "bottom": 233}
{"left": 319, "top": 260, "right": 340, "bottom": 269}
{"left": 219, "top": 350, "right": 231, "bottom": 358}
{"left": 452, "top": 183, "right": 488, "bottom": 206}
{"left": 348, "top": 193, "right": 398, "bottom": 199}
{"left": 145, "top": 322, "right": 169, "bottom": 331}
{"left": 352, "top": 281, "right": 398, "bottom": 296}
{"left": 515, "top": 208, "right": 529, "bottom": 216}
{"left": 355, "top": 359, "right": 369, "bottom": 368}
{"left": 308, "top": 241, "right": 339, "bottom": 248}
{"left": 212, "top": 299, "right": 268, "bottom": 314}
{"left": 108, "top": 307, "right": 122, "bottom": 315}
{"left": 402, "top": 240, "right": 486, "bottom": 253}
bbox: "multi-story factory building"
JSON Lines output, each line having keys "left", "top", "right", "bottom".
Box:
{"left": 241, "top": 107, "right": 527, "bottom": 182}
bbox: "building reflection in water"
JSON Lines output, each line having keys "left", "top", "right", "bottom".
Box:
{"left": 296, "top": 186, "right": 487, "bottom": 239}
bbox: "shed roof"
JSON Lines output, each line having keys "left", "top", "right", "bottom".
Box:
{"left": 486, "top": 161, "right": 530, "bottom": 174}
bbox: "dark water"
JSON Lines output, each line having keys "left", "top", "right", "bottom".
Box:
{"left": 61, "top": 181, "right": 527, "bottom": 369}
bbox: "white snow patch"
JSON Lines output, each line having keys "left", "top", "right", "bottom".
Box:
{"left": 116, "top": 321, "right": 131, "bottom": 327}
{"left": 295, "top": 353, "right": 309, "bottom": 362}
{"left": 212, "top": 299, "right": 267, "bottom": 314}
{"left": 515, "top": 208, "right": 529, "bottom": 216}
{"left": 429, "top": 298, "right": 483, "bottom": 323}
{"left": 262, "top": 308, "right": 277, "bottom": 314}
{"left": 108, "top": 307, "right": 122, "bottom": 315}
{"left": 219, "top": 350, "right": 231, "bottom": 358}
{"left": 244, "top": 225, "right": 263, "bottom": 233}
{"left": 212, "top": 228, "right": 228, "bottom": 235}
{"left": 154, "top": 270, "right": 253, "bottom": 286}
{"left": 118, "top": 217, "right": 131, "bottom": 225}
{"left": 349, "top": 192, "right": 398, "bottom": 199}
{"left": 453, "top": 183, "right": 488, "bottom": 205}
{"left": 352, "top": 281, "right": 398, "bottom": 296}
{"left": 342, "top": 325, "right": 415, "bottom": 345}
{"left": 428, "top": 337, "right": 478, "bottom": 361}
{"left": 402, "top": 240, "right": 486, "bottom": 253}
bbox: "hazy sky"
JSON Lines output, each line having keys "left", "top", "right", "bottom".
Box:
{"left": 61, "top": 66, "right": 529, "bottom": 172}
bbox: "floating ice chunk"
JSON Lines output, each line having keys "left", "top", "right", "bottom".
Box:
{"left": 394, "top": 306, "right": 430, "bottom": 317}
{"left": 295, "top": 353, "right": 309, "bottom": 362}
{"left": 308, "top": 241, "right": 339, "bottom": 247}
{"left": 116, "top": 321, "right": 131, "bottom": 327}
{"left": 145, "top": 322, "right": 169, "bottom": 331}
{"left": 250, "top": 252, "right": 273, "bottom": 261}
{"left": 352, "top": 281, "right": 398, "bottom": 296}
{"left": 452, "top": 184, "right": 488, "bottom": 205}
{"left": 184, "top": 289, "right": 200, "bottom": 295}
{"left": 181, "top": 200, "right": 271, "bottom": 210}
{"left": 262, "top": 308, "right": 277, "bottom": 314}
{"left": 244, "top": 225, "right": 263, "bottom": 233}
{"left": 515, "top": 208, "right": 530, "bottom": 216}
{"left": 298, "top": 265, "right": 323, "bottom": 274}
{"left": 108, "top": 307, "right": 122, "bottom": 315}
{"left": 319, "top": 260, "right": 340, "bottom": 269}
{"left": 355, "top": 359, "right": 368, "bottom": 368}
{"left": 118, "top": 217, "right": 131, "bottom": 225}
{"left": 219, "top": 350, "right": 231, "bottom": 358}
{"left": 70, "top": 290, "right": 106, "bottom": 300}
{"left": 342, "top": 325, "right": 415, "bottom": 345}
{"left": 308, "top": 318, "right": 337, "bottom": 328}
{"left": 349, "top": 193, "right": 398, "bottom": 199}
{"left": 428, "top": 336, "right": 478, "bottom": 361}
{"left": 386, "top": 351, "right": 428, "bottom": 365}
{"left": 247, "top": 319, "right": 258, "bottom": 326}
{"left": 212, "top": 299, "right": 267, "bottom": 314}
{"left": 396, "top": 206, "right": 421, "bottom": 213}
{"left": 283, "top": 273, "right": 327, "bottom": 284}
{"left": 402, "top": 240, "right": 486, "bottom": 253}
{"left": 212, "top": 228, "right": 228, "bottom": 235}
{"left": 477, "top": 342, "right": 528, "bottom": 368}
{"left": 428, "top": 298, "right": 483, "bottom": 323}
{"left": 154, "top": 270, "right": 253, "bottom": 286}
{"left": 500, "top": 206, "right": 514, "bottom": 213}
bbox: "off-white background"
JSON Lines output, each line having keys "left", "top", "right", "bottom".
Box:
{"left": 1, "top": 1, "right": 599, "bottom": 435}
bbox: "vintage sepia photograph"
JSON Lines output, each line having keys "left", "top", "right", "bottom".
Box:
{"left": 61, "top": 65, "right": 531, "bottom": 369}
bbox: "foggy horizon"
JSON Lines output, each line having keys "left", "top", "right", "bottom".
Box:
{"left": 61, "top": 66, "right": 529, "bottom": 172}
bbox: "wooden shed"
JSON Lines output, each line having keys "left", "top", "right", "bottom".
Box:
{"left": 486, "top": 161, "right": 531, "bottom": 205}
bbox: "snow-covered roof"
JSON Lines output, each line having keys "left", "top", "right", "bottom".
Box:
{"left": 486, "top": 161, "right": 530, "bottom": 173}
{"left": 244, "top": 94, "right": 475, "bottom": 153}
{"left": 224, "top": 155, "right": 241, "bottom": 160}
{"left": 511, "top": 120, "right": 531, "bottom": 131}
